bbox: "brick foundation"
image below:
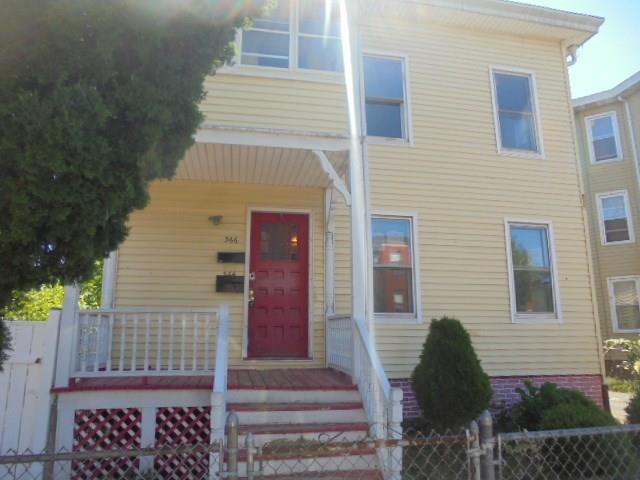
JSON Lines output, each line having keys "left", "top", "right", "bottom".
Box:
{"left": 391, "top": 374, "right": 604, "bottom": 419}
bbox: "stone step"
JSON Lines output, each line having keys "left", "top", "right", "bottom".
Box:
{"left": 228, "top": 388, "right": 360, "bottom": 404}
{"left": 228, "top": 403, "right": 367, "bottom": 425}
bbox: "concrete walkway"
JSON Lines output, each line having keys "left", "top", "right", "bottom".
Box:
{"left": 610, "top": 391, "right": 632, "bottom": 423}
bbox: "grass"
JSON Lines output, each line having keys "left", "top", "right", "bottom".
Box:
{"left": 608, "top": 377, "right": 640, "bottom": 394}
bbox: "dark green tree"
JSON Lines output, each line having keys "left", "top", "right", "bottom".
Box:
{"left": 0, "top": 0, "right": 266, "bottom": 366}
{"left": 411, "top": 317, "right": 493, "bottom": 430}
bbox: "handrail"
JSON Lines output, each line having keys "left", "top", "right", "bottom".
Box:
{"left": 353, "top": 316, "right": 391, "bottom": 400}
{"left": 213, "top": 305, "right": 230, "bottom": 395}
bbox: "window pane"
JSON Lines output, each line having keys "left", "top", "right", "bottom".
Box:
{"left": 374, "top": 268, "right": 414, "bottom": 314}
{"left": 593, "top": 137, "right": 618, "bottom": 161}
{"left": 602, "top": 195, "right": 626, "bottom": 220}
{"left": 495, "top": 73, "right": 533, "bottom": 113}
{"left": 613, "top": 280, "right": 640, "bottom": 330}
{"left": 372, "top": 217, "right": 414, "bottom": 314}
{"left": 242, "top": 30, "right": 289, "bottom": 58}
{"left": 601, "top": 195, "right": 630, "bottom": 242}
{"left": 514, "top": 270, "right": 555, "bottom": 314}
{"left": 499, "top": 112, "right": 537, "bottom": 151}
{"left": 241, "top": 54, "right": 289, "bottom": 69}
{"left": 604, "top": 218, "right": 630, "bottom": 243}
{"left": 298, "top": 36, "right": 343, "bottom": 72}
{"left": 364, "top": 57, "right": 404, "bottom": 99}
{"left": 299, "top": 0, "right": 340, "bottom": 36}
{"left": 366, "top": 102, "right": 403, "bottom": 138}
{"left": 252, "top": 0, "right": 290, "bottom": 31}
{"left": 591, "top": 116, "right": 614, "bottom": 139}
{"left": 510, "top": 226, "right": 550, "bottom": 269}
{"left": 260, "top": 223, "right": 299, "bottom": 260}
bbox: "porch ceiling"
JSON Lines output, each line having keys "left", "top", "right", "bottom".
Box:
{"left": 175, "top": 143, "right": 348, "bottom": 189}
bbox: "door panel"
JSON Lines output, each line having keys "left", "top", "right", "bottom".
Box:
{"left": 248, "top": 212, "right": 309, "bottom": 358}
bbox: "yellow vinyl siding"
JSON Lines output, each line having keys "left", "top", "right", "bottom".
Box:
{"left": 114, "top": 180, "right": 326, "bottom": 369}
{"left": 201, "top": 74, "right": 348, "bottom": 135}
{"left": 358, "top": 20, "right": 600, "bottom": 378}
{"left": 576, "top": 98, "right": 640, "bottom": 342}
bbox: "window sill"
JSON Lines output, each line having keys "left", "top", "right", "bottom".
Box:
{"left": 366, "top": 136, "right": 413, "bottom": 147}
{"left": 591, "top": 157, "right": 624, "bottom": 165}
{"left": 613, "top": 328, "right": 640, "bottom": 334}
{"left": 217, "top": 65, "right": 344, "bottom": 85}
{"left": 498, "top": 148, "right": 545, "bottom": 160}
{"left": 375, "top": 315, "right": 423, "bottom": 325}
{"left": 512, "top": 314, "right": 562, "bottom": 325}
{"left": 602, "top": 239, "right": 635, "bottom": 246}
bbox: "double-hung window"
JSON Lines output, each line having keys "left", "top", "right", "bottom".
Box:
{"left": 491, "top": 68, "right": 542, "bottom": 155}
{"left": 506, "top": 220, "right": 560, "bottom": 322}
{"left": 586, "top": 112, "right": 623, "bottom": 163}
{"left": 596, "top": 191, "right": 634, "bottom": 245}
{"left": 363, "top": 55, "right": 408, "bottom": 140}
{"left": 608, "top": 277, "right": 640, "bottom": 332}
{"left": 240, "top": 0, "right": 343, "bottom": 72}
{"left": 372, "top": 215, "right": 417, "bottom": 318}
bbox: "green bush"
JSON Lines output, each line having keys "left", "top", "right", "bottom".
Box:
{"left": 540, "top": 402, "right": 617, "bottom": 430}
{"left": 0, "top": 319, "right": 11, "bottom": 371}
{"left": 411, "top": 317, "right": 492, "bottom": 431}
{"left": 627, "top": 388, "right": 640, "bottom": 424}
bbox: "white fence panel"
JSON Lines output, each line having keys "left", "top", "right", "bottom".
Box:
{"left": 0, "top": 315, "right": 59, "bottom": 456}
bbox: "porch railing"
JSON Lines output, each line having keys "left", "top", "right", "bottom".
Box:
{"left": 326, "top": 314, "right": 353, "bottom": 374}
{"left": 73, "top": 308, "right": 220, "bottom": 376}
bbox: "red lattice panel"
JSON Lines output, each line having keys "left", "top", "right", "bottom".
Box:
{"left": 154, "top": 406, "right": 211, "bottom": 479}
{"left": 72, "top": 408, "right": 142, "bottom": 479}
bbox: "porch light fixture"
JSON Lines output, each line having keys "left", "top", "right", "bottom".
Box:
{"left": 209, "top": 215, "right": 223, "bottom": 226}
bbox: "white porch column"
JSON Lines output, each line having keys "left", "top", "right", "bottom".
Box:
{"left": 54, "top": 284, "right": 80, "bottom": 388}
{"left": 339, "top": 0, "right": 372, "bottom": 331}
{"left": 100, "top": 251, "right": 118, "bottom": 308}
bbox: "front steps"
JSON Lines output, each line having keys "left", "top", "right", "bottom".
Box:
{"left": 225, "top": 369, "right": 379, "bottom": 478}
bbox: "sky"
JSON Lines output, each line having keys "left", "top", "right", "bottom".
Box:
{"left": 511, "top": 0, "right": 640, "bottom": 99}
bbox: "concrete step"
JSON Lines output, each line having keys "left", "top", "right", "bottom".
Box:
{"left": 228, "top": 388, "right": 360, "bottom": 404}
{"left": 228, "top": 403, "right": 367, "bottom": 425}
{"left": 238, "top": 422, "right": 370, "bottom": 446}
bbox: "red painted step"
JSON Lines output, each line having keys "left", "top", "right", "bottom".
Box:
{"left": 228, "top": 402, "right": 363, "bottom": 412}
{"left": 238, "top": 422, "right": 369, "bottom": 435}
{"left": 232, "top": 446, "right": 376, "bottom": 462}
{"left": 239, "top": 470, "right": 383, "bottom": 480}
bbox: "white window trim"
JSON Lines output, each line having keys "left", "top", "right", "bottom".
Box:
{"left": 221, "top": 0, "right": 344, "bottom": 82}
{"left": 489, "top": 66, "right": 545, "bottom": 159}
{"left": 607, "top": 276, "right": 640, "bottom": 333}
{"left": 371, "top": 210, "right": 422, "bottom": 324}
{"left": 504, "top": 218, "right": 562, "bottom": 324}
{"left": 362, "top": 51, "right": 413, "bottom": 146}
{"left": 596, "top": 190, "right": 635, "bottom": 246}
{"left": 585, "top": 111, "right": 624, "bottom": 164}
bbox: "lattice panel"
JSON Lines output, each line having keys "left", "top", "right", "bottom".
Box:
{"left": 72, "top": 408, "right": 142, "bottom": 479}
{"left": 154, "top": 406, "right": 211, "bottom": 479}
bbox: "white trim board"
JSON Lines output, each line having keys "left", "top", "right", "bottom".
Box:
{"left": 503, "top": 217, "right": 563, "bottom": 324}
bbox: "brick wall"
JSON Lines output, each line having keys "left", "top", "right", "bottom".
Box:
{"left": 392, "top": 374, "right": 604, "bottom": 419}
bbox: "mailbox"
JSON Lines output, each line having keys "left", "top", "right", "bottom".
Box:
{"left": 216, "top": 275, "right": 244, "bottom": 293}
{"left": 217, "top": 252, "right": 245, "bottom": 264}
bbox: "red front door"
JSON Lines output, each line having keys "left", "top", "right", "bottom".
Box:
{"left": 248, "top": 212, "right": 309, "bottom": 358}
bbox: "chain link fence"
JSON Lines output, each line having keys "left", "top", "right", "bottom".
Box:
{"left": 1, "top": 417, "right": 639, "bottom": 479}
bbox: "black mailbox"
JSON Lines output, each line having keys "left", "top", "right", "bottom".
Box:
{"left": 217, "top": 252, "right": 245, "bottom": 264}
{"left": 216, "top": 275, "right": 244, "bottom": 293}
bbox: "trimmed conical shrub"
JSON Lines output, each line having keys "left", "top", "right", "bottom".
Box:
{"left": 411, "top": 317, "right": 492, "bottom": 430}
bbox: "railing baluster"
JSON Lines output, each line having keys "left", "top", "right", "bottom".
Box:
{"left": 169, "top": 313, "right": 175, "bottom": 371}
{"left": 119, "top": 315, "right": 127, "bottom": 371}
{"left": 204, "top": 313, "right": 211, "bottom": 370}
{"left": 156, "top": 313, "right": 163, "bottom": 371}
{"left": 79, "top": 313, "right": 87, "bottom": 373}
{"left": 180, "top": 313, "right": 186, "bottom": 371}
{"left": 144, "top": 313, "right": 150, "bottom": 371}
{"left": 107, "top": 313, "right": 114, "bottom": 372}
{"left": 94, "top": 313, "right": 102, "bottom": 373}
{"left": 131, "top": 314, "right": 139, "bottom": 371}
{"left": 192, "top": 313, "right": 198, "bottom": 371}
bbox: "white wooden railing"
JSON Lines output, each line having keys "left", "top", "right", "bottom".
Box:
{"left": 73, "top": 308, "right": 220, "bottom": 376}
{"left": 327, "top": 314, "right": 403, "bottom": 479}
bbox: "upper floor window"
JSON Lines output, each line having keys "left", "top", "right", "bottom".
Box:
{"left": 240, "top": 0, "right": 343, "bottom": 72}
{"left": 608, "top": 277, "right": 640, "bottom": 333}
{"left": 506, "top": 220, "right": 560, "bottom": 322}
{"left": 596, "top": 191, "right": 635, "bottom": 245}
{"left": 364, "top": 55, "right": 408, "bottom": 140}
{"left": 491, "top": 68, "right": 542, "bottom": 155}
{"left": 586, "top": 112, "right": 623, "bottom": 163}
{"left": 372, "top": 215, "right": 417, "bottom": 318}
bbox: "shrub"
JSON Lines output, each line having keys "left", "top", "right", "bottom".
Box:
{"left": 0, "top": 319, "right": 11, "bottom": 371}
{"left": 411, "top": 317, "right": 492, "bottom": 431}
{"left": 627, "top": 388, "right": 640, "bottom": 424}
{"left": 540, "top": 402, "right": 617, "bottom": 430}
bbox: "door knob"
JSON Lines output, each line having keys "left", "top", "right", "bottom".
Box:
{"left": 248, "top": 288, "right": 255, "bottom": 307}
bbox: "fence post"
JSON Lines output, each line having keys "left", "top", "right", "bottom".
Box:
{"left": 387, "top": 387, "right": 403, "bottom": 479}
{"left": 225, "top": 412, "right": 239, "bottom": 480}
{"left": 479, "top": 410, "right": 496, "bottom": 480}
{"left": 469, "top": 420, "right": 481, "bottom": 480}
{"left": 245, "top": 433, "right": 255, "bottom": 480}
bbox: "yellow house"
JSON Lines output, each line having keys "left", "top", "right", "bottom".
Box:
{"left": 574, "top": 71, "right": 640, "bottom": 369}
{"left": 49, "top": 0, "right": 607, "bottom": 473}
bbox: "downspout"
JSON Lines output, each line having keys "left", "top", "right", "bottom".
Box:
{"left": 618, "top": 95, "right": 640, "bottom": 193}
{"left": 566, "top": 44, "right": 578, "bottom": 67}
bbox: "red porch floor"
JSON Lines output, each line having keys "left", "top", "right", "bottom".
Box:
{"left": 52, "top": 368, "right": 355, "bottom": 393}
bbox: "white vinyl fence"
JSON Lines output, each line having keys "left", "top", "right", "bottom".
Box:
{"left": 0, "top": 314, "right": 59, "bottom": 455}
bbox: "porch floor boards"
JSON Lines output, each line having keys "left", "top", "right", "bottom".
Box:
{"left": 53, "top": 368, "right": 354, "bottom": 393}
